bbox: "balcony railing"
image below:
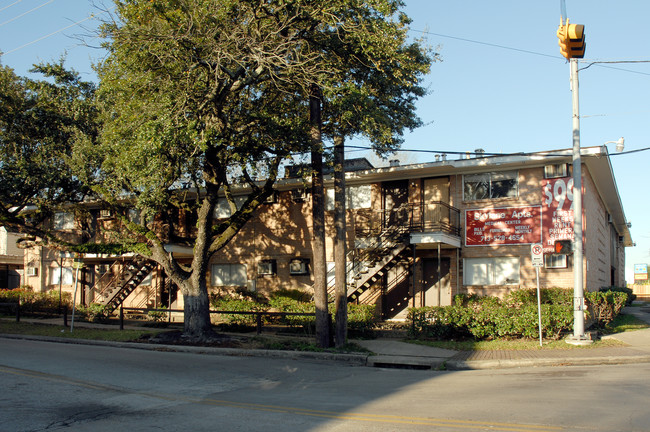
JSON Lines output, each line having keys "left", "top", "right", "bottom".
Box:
{"left": 354, "top": 202, "right": 461, "bottom": 238}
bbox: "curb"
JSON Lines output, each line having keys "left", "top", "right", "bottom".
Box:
{"left": 446, "top": 355, "right": 650, "bottom": 370}
{"left": 0, "top": 333, "right": 369, "bottom": 366}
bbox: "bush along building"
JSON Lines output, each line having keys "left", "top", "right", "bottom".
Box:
{"left": 21, "top": 146, "right": 632, "bottom": 320}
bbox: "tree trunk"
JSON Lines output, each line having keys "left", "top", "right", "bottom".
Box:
{"left": 181, "top": 278, "right": 214, "bottom": 339}
{"left": 310, "top": 84, "right": 330, "bottom": 348}
{"left": 333, "top": 135, "right": 347, "bottom": 347}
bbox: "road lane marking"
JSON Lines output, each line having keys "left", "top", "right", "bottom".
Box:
{"left": 1, "top": 364, "right": 564, "bottom": 432}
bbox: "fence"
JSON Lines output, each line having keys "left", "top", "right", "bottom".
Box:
{"left": 630, "top": 284, "right": 650, "bottom": 301}
{"left": 120, "top": 307, "right": 329, "bottom": 335}
{"left": 0, "top": 302, "right": 20, "bottom": 322}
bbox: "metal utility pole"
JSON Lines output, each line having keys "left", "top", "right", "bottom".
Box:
{"left": 568, "top": 57, "right": 587, "bottom": 343}
{"left": 557, "top": 17, "right": 589, "bottom": 344}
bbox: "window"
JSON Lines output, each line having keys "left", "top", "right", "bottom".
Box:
{"left": 289, "top": 258, "right": 309, "bottom": 275}
{"left": 53, "top": 212, "right": 75, "bottom": 230}
{"left": 50, "top": 267, "right": 74, "bottom": 285}
{"left": 257, "top": 259, "right": 276, "bottom": 276}
{"left": 545, "top": 254, "right": 568, "bottom": 269}
{"left": 544, "top": 164, "right": 569, "bottom": 179}
{"left": 211, "top": 264, "right": 247, "bottom": 286}
{"left": 463, "top": 257, "right": 520, "bottom": 285}
{"left": 463, "top": 171, "right": 518, "bottom": 201}
{"left": 291, "top": 188, "right": 309, "bottom": 203}
{"left": 214, "top": 196, "right": 247, "bottom": 219}
{"left": 325, "top": 184, "right": 372, "bottom": 210}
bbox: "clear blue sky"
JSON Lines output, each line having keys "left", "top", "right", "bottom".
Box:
{"left": 1, "top": 0, "right": 649, "bottom": 283}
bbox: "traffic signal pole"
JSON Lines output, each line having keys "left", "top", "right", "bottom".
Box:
{"left": 557, "top": 16, "right": 590, "bottom": 344}
{"left": 568, "top": 57, "right": 589, "bottom": 344}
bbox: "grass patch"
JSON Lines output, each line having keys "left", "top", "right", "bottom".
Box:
{"left": 406, "top": 337, "right": 626, "bottom": 351}
{"left": 0, "top": 320, "right": 161, "bottom": 342}
{"left": 601, "top": 313, "right": 649, "bottom": 334}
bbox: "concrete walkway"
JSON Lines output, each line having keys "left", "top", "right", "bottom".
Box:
{"left": 355, "top": 303, "right": 650, "bottom": 370}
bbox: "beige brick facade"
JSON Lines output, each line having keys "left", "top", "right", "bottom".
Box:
{"left": 21, "top": 148, "right": 632, "bottom": 319}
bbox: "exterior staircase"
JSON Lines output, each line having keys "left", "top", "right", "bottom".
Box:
{"left": 328, "top": 225, "right": 410, "bottom": 303}
{"left": 93, "top": 256, "right": 156, "bottom": 313}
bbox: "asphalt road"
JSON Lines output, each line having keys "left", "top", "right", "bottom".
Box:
{"left": 1, "top": 337, "right": 649, "bottom": 432}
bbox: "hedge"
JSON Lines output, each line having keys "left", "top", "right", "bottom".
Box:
{"left": 408, "top": 288, "right": 628, "bottom": 340}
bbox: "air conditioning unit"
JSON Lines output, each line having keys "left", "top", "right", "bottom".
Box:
{"left": 27, "top": 267, "right": 38, "bottom": 277}
{"left": 246, "top": 280, "right": 256, "bottom": 292}
{"left": 291, "top": 189, "right": 309, "bottom": 203}
{"left": 289, "top": 258, "right": 309, "bottom": 275}
{"left": 100, "top": 209, "right": 113, "bottom": 218}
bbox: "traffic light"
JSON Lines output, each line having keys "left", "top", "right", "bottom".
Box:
{"left": 554, "top": 240, "right": 572, "bottom": 255}
{"left": 557, "top": 19, "right": 586, "bottom": 59}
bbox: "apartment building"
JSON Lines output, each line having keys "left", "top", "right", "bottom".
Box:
{"left": 22, "top": 146, "right": 632, "bottom": 320}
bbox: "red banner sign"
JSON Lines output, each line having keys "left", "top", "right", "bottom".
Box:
{"left": 541, "top": 177, "right": 574, "bottom": 253}
{"left": 465, "top": 206, "right": 542, "bottom": 246}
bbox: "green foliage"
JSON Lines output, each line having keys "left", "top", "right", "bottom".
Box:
{"left": 147, "top": 307, "right": 168, "bottom": 322}
{"left": 599, "top": 286, "right": 636, "bottom": 306}
{"left": 0, "top": 288, "right": 71, "bottom": 314}
{"left": 586, "top": 290, "right": 629, "bottom": 326}
{"left": 75, "top": 303, "right": 110, "bottom": 323}
{"left": 346, "top": 304, "right": 378, "bottom": 338}
{"left": 210, "top": 294, "right": 269, "bottom": 326}
{"left": 408, "top": 289, "right": 575, "bottom": 341}
{"left": 0, "top": 61, "right": 98, "bottom": 239}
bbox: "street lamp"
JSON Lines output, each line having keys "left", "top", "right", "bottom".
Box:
{"left": 604, "top": 137, "right": 625, "bottom": 153}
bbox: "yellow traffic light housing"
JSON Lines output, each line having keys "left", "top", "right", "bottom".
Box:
{"left": 557, "top": 19, "right": 586, "bottom": 59}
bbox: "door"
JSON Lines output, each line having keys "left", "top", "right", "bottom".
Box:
{"left": 422, "top": 257, "right": 451, "bottom": 307}
{"left": 423, "top": 177, "right": 450, "bottom": 231}
{"left": 382, "top": 180, "right": 409, "bottom": 228}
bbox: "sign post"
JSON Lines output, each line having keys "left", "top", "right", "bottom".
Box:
{"left": 531, "top": 244, "right": 544, "bottom": 347}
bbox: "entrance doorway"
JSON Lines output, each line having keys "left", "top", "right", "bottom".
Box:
{"left": 422, "top": 257, "right": 451, "bottom": 307}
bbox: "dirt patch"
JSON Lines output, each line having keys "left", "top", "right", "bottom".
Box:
{"left": 145, "top": 330, "right": 260, "bottom": 349}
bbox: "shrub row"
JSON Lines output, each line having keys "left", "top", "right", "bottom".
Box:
{"left": 408, "top": 287, "right": 629, "bottom": 341}
{"left": 0, "top": 288, "right": 71, "bottom": 315}
{"left": 209, "top": 290, "right": 376, "bottom": 336}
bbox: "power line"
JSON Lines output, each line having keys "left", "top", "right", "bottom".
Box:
{"left": 411, "top": 28, "right": 650, "bottom": 76}
{"left": 2, "top": 12, "right": 98, "bottom": 56}
{"left": 341, "top": 144, "right": 650, "bottom": 158}
{"left": 0, "top": 0, "right": 26, "bottom": 13}
{"left": 0, "top": 0, "right": 54, "bottom": 28}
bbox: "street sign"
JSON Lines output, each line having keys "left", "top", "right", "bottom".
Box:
{"left": 531, "top": 243, "right": 544, "bottom": 267}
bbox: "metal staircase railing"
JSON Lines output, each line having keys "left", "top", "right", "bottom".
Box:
{"left": 328, "top": 224, "right": 410, "bottom": 303}
{"left": 91, "top": 256, "right": 156, "bottom": 314}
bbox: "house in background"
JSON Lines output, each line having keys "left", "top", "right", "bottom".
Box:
{"left": 21, "top": 146, "right": 633, "bottom": 320}
{"left": 0, "top": 227, "right": 24, "bottom": 289}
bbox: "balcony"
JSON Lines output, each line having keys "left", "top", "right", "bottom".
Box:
{"left": 354, "top": 202, "right": 462, "bottom": 248}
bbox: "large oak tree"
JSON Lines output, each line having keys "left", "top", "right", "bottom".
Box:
{"left": 1, "top": 0, "right": 432, "bottom": 341}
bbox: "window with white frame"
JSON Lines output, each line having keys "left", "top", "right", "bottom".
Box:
{"left": 544, "top": 254, "right": 568, "bottom": 269}
{"left": 257, "top": 259, "right": 276, "bottom": 276}
{"left": 544, "top": 164, "right": 569, "bottom": 179}
{"left": 463, "top": 257, "right": 520, "bottom": 285}
{"left": 49, "top": 267, "right": 74, "bottom": 285}
{"left": 463, "top": 171, "right": 518, "bottom": 201}
{"left": 325, "top": 184, "right": 372, "bottom": 211}
{"left": 211, "top": 264, "right": 247, "bottom": 286}
{"left": 53, "top": 212, "right": 75, "bottom": 230}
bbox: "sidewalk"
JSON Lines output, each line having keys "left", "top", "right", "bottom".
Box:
{"left": 3, "top": 304, "right": 650, "bottom": 370}
{"left": 355, "top": 303, "right": 650, "bottom": 370}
